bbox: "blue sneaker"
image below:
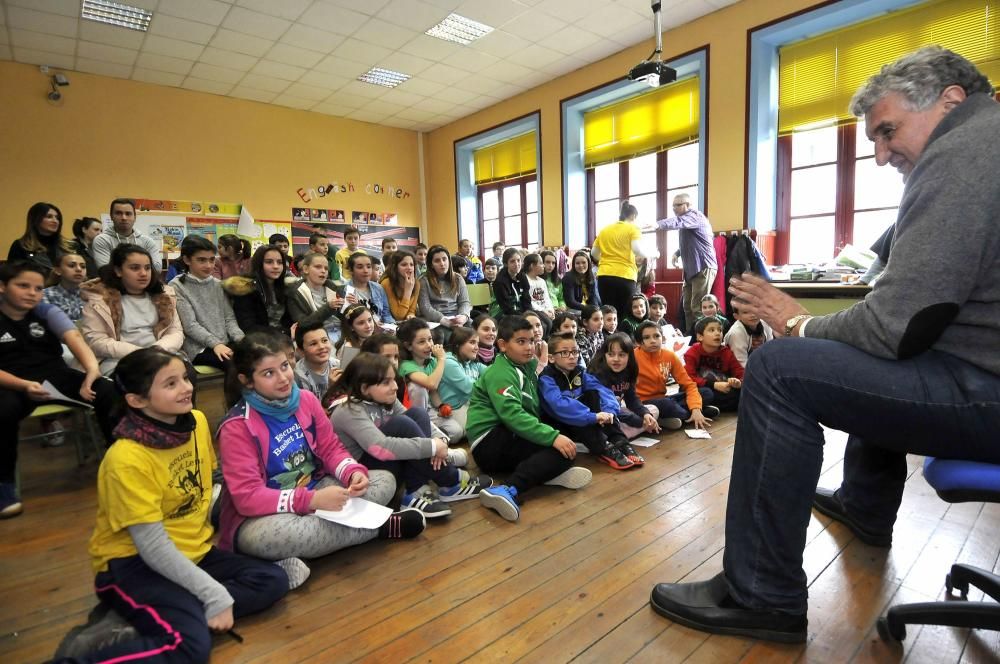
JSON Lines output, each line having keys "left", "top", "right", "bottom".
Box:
{"left": 480, "top": 485, "right": 519, "bottom": 522}
{"left": 0, "top": 483, "right": 22, "bottom": 519}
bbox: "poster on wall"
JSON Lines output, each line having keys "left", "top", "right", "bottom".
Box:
{"left": 255, "top": 222, "right": 293, "bottom": 252}
{"left": 290, "top": 222, "right": 419, "bottom": 264}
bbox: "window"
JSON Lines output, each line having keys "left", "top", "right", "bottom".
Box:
{"left": 586, "top": 142, "right": 700, "bottom": 274}
{"left": 477, "top": 175, "right": 539, "bottom": 254}
{"left": 776, "top": 121, "right": 903, "bottom": 264}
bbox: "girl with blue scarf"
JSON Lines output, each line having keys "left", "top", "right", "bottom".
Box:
{"left": 215, "top": 331, "right": 426, "bottom": 573}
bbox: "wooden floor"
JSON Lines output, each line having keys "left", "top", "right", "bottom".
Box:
{"left": 2, "top": 382, "right": 998, "bottom": 663}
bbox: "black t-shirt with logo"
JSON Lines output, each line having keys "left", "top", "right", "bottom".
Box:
{"left": 0, "top": 303, "right": 72, "bottom": 379}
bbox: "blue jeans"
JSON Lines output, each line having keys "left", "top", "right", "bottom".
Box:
{"left": 723, "top": 338, "right": 1000, "bottom": 614}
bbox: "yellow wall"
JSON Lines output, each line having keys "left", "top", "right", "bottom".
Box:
{"left": 0, "top": 60, "right": 422, "bottom": 252}
{"left": 423, "top": 0, "right": 821, "bottom": 249}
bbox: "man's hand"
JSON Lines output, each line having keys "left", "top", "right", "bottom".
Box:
{"left": 552, "top": 434, "right": 577, "bottom": 460}
{"left": 595, "top": 412, "right": 615, "bottom": 426}
{"left": 728, "top": 377, "right": 742, "bottom": 389}
{"left": 714, "top": 381, "right": 731, "bottom": 393}
{"left": 729, "top": 273, "right": 808, "bottom": 335}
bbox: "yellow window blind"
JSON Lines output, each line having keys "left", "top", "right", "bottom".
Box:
{"left": 583, "top": 76, "right": 700, "bottom": 168}
{"left": 473, "top": 132, "right": 537, "bottom": 185}
{"left": 779, "top": 0, "right": 999, "bottom": 134}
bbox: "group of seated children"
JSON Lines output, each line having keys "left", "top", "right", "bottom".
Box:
{"left": 1, "top": 214, "right": 778, "bottom": 660}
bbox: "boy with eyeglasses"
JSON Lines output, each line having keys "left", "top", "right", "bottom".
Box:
{"left": 539, "top": 333, "right": 636, "bottom": 470}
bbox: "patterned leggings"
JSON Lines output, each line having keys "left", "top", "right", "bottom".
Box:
{"left": 234, "top": 470, "right": 396, "bottom": 560}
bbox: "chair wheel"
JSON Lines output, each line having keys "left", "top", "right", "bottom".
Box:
{"left": 877, "top": 616, "right": 906, "bottom": 642}
{"left": 945, "top": 572, "right": 969, "bottom": 599}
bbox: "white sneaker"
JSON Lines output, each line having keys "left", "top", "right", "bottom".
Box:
{"left": 276, "top": 557, "right": 311, "bottom": 590}
{"left": 544, "top": 467, "right": 592, "bottom": 489}
{"left": 446, "top": 448, "right": 468, "bottom": 467}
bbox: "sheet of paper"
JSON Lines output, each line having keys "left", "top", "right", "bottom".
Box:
{"left": 629, "top": 436, "right": 661, "bottom": 448}
{"left": 314, "top": 498, "right": 393, "bottom": 529}
{"left": 684, "top": 428, "right": 712, "bottom": 439}
{"left": 237, "top": 206, "right": 257, "bottom": 238}
{"left": 41, "top": 381, "right": 93, "bottom": 408}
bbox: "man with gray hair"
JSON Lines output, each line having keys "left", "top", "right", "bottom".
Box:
{"left": 650, "top": 192, "right": 716, "bottom": 329}
{"left": 648, "top": 46, "right": 1000, "bottom": 642}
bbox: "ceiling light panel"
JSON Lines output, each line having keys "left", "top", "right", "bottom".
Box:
{"left": 358, "top": 67, "right": 410, "bottom": 88}
{"left": 425, "top": 13, "right": 493, "bottom": 45}
{"left": 81, "top": 0, "right": 153, "bottom": 32}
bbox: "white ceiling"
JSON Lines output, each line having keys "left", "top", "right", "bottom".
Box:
{"left": 0, "top": 0, "right": 738, "bottom": 132}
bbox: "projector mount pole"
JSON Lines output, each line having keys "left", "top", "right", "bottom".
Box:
{"left": 651, "top": 0, "right": 662, "bottom": 64}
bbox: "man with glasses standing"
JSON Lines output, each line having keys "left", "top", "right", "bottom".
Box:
{"left": 649, "top": 193, "right": 716, "bottom": 330}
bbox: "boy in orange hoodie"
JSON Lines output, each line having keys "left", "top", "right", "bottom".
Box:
{"left": 633, "top": 321, "right": 718, "bottom": 431}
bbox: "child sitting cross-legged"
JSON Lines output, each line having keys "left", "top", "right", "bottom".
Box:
{"left": 619, "top": 294, "right": 649, "bottom": 341}
{"left": 601, "top": 305, "right": 618, "bottom": 336}
{"left": 293, "top": 321, "right": 341, "bottom": 402}
{"left": 575, "top": 304, "right": 605, "bottom": 368}
{"left": 468, "top": 315, "right": 592, "bottom": 523}
{"left": 684, "top": 317, "right": 744, "bottom": 412}
{"left": 216, "top": 332, "right": 424, "bottom": 575}
{"left": 438, "top": 326, "right": 486, "bottom": 430}
{"left": 539, "top": 333, "right": 638, "bottom": 470}
{"left": 692, "top": 293, "right": 730, "bottom": 335}
{"left": 330, "top": 352, "right": 490, "bottom": 520}
{"left": 588, "top": 332, "right": 663, "bottom": 442}
{"left": 396, "top": 318, "right": 464, "bottom": 445}
{"left": 723, "top": 301, "right": 773, "bottom": 368}
{"left": 56, "top": 348, "right": 290, "bottom": 661}
{"left": 634, "top": 321, "right": 718, "bottom": 431}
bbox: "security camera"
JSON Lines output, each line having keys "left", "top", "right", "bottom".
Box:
{"left": 53, "top": 73, "right": 69, "bottom": 86}
{"left": 48, "top": 89, "right": 62, "bottom": 101}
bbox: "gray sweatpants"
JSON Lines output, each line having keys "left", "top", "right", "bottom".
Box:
{"left": 235, "top": 470, "right": 396, "bottom": 560}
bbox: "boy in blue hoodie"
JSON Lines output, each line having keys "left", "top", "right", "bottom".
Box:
{"left": 539, "top": 333, "right": 636, "bottom": 471}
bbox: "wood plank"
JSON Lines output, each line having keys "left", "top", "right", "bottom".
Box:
{"left": 2, "top": 412, "right": 998, "bottom": 664}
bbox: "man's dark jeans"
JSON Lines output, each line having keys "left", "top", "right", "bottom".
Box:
{"left": 723, "top": 338, "right": 1000, "bottom": 613}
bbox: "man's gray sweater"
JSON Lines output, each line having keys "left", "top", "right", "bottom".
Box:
{"left": 806, "top": 93, "right": 1000, "bottom": 376}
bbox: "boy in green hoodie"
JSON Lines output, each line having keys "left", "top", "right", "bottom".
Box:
{"left": 468, "top": 315, "right": 592, "bottom": 522}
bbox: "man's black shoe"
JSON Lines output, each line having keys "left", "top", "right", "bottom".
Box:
{"left": 650, "top": 573, "right": 807, "bottom": 643}
{"left": 812, "top": 487, "right": 892, "bottom": 548}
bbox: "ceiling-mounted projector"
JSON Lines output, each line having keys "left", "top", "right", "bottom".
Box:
{"left": 627, "top": 60, "right": 676, "bottom": 88}
{"left": 628, "top": 0, "right": 676, "bottom": 87}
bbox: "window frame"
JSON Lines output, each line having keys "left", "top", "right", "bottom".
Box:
{"left": 585, "top": 144, "right": 699, "bottom": 281}
{"left": 775, "top": 121, "right": 905, "bottom": 264}
{"left": 476, "top": 174, "right": 539, "bottom": 256}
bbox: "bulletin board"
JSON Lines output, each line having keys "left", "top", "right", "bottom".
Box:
{"left": 291, "top": 222, "right": 421, "bottom": 264}
{"left": 104, "top": 198, "right": 291, "bottom": 265}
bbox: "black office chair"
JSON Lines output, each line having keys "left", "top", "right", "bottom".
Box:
{"left": 877, "top": 457, "right": 1000, "bottom": 642}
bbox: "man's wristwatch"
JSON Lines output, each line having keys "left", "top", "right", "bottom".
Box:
{"left": 784, "top": 314, "right": 812, "bottom": 337}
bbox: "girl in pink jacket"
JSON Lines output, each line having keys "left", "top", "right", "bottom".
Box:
{"left": 216, "top": 331, "right": 425, "bottom": 575}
